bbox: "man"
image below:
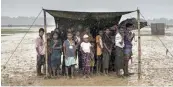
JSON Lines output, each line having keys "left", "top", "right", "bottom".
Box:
{"left": 114, "top": 28, "right": 125, "bottom": 77}
{"left": 102, "top": 28, "right": 113, "bottom": 75}
{"left": 96, "top": 30, "right": 103, "bottom": 74}
{"left": 123, "top": 23, "right": 135, "bottom": 76}
{"left": 35, "top": 28, "right": 45, "bottom": 76}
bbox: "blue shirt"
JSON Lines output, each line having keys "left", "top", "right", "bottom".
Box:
{"left": 124, "top": 33, "right": 132, "bottom": 49}
{"left": 64, "top": 40, "right": 75, "bottom": 57}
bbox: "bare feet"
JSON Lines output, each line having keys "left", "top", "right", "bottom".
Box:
{"left": 71, "top": 76, "right": 74, "bottom": 79}
{"left": 66, "top": 76, "right": 70, "bottom": 79}
{"left": 83, "top": 75, "right": 86, "bottom": 79}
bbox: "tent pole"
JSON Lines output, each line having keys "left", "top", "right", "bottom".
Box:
{"left": 43, "top": 9, "right": 48, "bottom": 77}
{"left": 137, "top": 8, "right": 141, "bottom": 80}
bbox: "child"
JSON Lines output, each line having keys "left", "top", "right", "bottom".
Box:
{"left": 96, "top": 30, "right": 103, "bottom": 74}
{"left": 50, "top": 32, "right": 62, "bottom": 78}
{"left": 80, "top": 34, "right": 92, "bottom": 78}
{"left": 63, "top": 32, "right": 76, "bottom": 79}
{"left": 102, "top": 28, "right": 113, "bottom": 75}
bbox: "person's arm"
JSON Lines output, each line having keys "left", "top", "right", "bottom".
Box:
{"left": 36, "top": 47, "right": 40, "bottom": 55}
{"left": 73, "top": 41, "right": 76, "bottom": 57}
{"left": 103, "top": 43, "right": 111, "bottom": 53}
{"left": 117, "top": 33, "right": 124, "bottom": 45}
{"left": 74, "top": 36, "right": 78, "bottom": 42}
{"left": 80, "top": 43, "right": 85, "bottom": 54}
{"left": 63, "top": 42, "right": 67, "bottom": 59}
{"left": 130, "top": 33, "right": 135, "bottom": 42}
{"left": 53, "top": 46, "right": 62, "bottom": 50}
{"left": 53, "top": 43, "right": 62, "bottom": 50}
{"left": 90, "top": 44, "right": 94, "bottom": 59}
{"left": 35, "top": 38, "right": 40, "bottom": 56}
{"left": 53, "top": 40, "right": 62, "bottom": 50}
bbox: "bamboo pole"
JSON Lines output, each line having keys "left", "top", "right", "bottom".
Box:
{"left": 137, "top": 8, "right": 141, "bottom": 80}
{"left": 43, "top": 9, "right": 48, "bottom": 77}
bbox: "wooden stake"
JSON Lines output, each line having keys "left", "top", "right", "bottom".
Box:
{"left": 137, "top": 8, "right": 141, "bottom": 80}
{"left": 43, "top": 9, "right": 48, "bottom": 77}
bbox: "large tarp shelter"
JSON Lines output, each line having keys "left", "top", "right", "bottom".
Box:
{"left": 44, "top": 9, "right": 136, "bottom": 30}
{"left": 43, "top": 8, "right": 142, "bottom": 80}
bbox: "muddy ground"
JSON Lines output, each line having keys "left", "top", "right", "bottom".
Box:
{"left": 1, "top": 27, "right": 173, "bottom": 86}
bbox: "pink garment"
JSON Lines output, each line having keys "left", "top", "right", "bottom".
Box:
{"left": 35, "top": 36, "right": 45, "bottom": 55}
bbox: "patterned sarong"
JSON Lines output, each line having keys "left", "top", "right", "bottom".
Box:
{"left": 82, "top": 52, "right": 91, "bottom": 75}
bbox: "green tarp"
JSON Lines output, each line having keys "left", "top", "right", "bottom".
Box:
{"left": 44, "top": 9, "right": 136, "bottom": 29}
{"left": 44, "top": 9, "right": 135, "bottom": 20}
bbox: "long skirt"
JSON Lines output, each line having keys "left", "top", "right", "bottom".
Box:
{"left": 82, "top": 53, "right": 91, "bottom": 75}
{"left": 51, "top": 50, "right": 61, "bottom": 70}
{"left": 103, "top": 51, "right": 110, "bottom": 69}
{"left": 115, "top": 46, "right": 124, "bottom": 70}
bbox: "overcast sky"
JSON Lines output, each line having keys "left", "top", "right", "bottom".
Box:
{"left": 2, "top": 0, "right": 173, "bottom": 19}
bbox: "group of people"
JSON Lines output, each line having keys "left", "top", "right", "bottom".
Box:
{"left": 35, "top": 23, "right": 135, "bottom": 79}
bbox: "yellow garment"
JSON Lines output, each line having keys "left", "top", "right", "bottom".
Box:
{"left": 96, "top": 35, "right": 102, "bottom": 56}
{"left": 90, "top": 58, "right": 95, "bottom": 67}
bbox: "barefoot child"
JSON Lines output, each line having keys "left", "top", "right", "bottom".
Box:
{"left": 80, "top": 34, "right": 92, "bottom": 78}
{"left": 63, "top": 32, "right": 76, "bottom": 79}
{"left": 50, "top": 32, "right": 62, "bottom": 78}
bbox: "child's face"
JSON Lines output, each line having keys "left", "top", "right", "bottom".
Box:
{"left": 76, "top": 31, "right": 80, "bottom": 36}
{"left": 53, "top": 33, "right": 58, "bottom": 39}
{"left": 67, "top": 33, "right": 72, "bottom": 39}
{"left": 39, "top": 31, "right": 44, "bottom": 37}
{"left": 84, "top": 38, "right": 89, "bottom": 42}
{"left": 67, "top": 29, "right": 72, "bottom": 32}
{"left": 105, "top": 29, "right": 110, "bottom": 34}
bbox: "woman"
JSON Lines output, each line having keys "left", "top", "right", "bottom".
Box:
{"left": 50, "top": 31, "right": 62, "bottom": 78}
{"left": 80, "top": 34, "right": 92, "bottom": 78}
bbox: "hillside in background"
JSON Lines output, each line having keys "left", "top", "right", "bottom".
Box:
{"left": 1, "top": 16, "right": 54, "bottom": 26}
{"left": 1, "top": 16, "right": 173, "bottom": 26}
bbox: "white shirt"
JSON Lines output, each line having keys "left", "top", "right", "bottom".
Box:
{"left": 80, "top": 42, "right": 92, "bottom": 53}
{"left": 115, "top": 32, "right": 124, "bottom": 48}
{"left": 35, "top": 36, "right": 45, "bottom": 55}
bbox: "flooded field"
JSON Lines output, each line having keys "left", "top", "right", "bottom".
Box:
{"left": 1, "top": 27, "right": 173, "bottom": 86}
